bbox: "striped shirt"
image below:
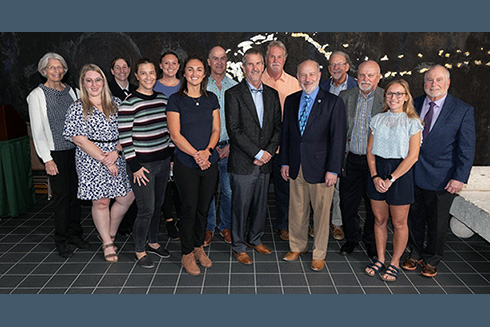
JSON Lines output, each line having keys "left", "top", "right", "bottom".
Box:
{"left": 118, "top": 91, "right": 173, "bottom": 172}
{"left": 350, "top": 89, "right": 375, "bottom": 155}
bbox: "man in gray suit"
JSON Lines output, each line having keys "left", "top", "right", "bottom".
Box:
{"left": 225, "top": 48, "right": 282, "bottom": 265}
{"left": 338, "top": 60, "right": 384, "bottom": 260}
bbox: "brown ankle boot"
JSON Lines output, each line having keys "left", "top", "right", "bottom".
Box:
{"left": 194, "top": 246, "right": 212, "bottom": 268}
{"left": 182, "top": 253, "right": 201, "bottom": 276}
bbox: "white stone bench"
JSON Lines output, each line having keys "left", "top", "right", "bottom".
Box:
{"left": 449, "top": 166, "right": 490, "bottom": 241}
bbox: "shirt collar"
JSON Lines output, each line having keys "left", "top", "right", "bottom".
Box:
{"left": 246, "top": 80, "right": 263, "bottom": 92}
{"left": 301, "top": 86, "right": 320, "bottom": 102}
{"left": 424, "top": 93, "right": 448, "bottom": 109}
{"left": 358, "top": 88, "right": 375, "bottom": 100}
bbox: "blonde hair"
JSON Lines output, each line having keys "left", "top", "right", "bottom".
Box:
{"left": 382, "top": 79, "right": 423, "bottom": 124}
{"left": 79, "top": 64, "right": 117, "bottom": 120}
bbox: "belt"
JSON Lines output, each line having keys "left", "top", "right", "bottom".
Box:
{"left": 218, "top": 140, "right": 229, "bottom": 146}
{"left": 89, "top": 138, "right": 118, "bottom": 143}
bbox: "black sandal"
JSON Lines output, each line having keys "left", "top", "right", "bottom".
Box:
{"left": 381, "top": 264, "right": 400, "bottom": 282}
{"left": 365, "top": 260, "right": 386, "bottom": 277}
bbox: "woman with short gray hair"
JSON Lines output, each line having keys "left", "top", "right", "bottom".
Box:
{"left": 27, "top": 52, "right": 88, "bottom": 258}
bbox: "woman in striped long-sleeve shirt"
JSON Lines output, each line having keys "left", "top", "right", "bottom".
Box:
{"left": 118, "top": 58, "right": 174, "bottom": 269}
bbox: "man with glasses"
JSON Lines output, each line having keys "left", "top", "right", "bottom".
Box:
{"left": 310, "top": 51, "right": 357, "bottom": 242}
{"left": 203, "top": 46, "right": 237, "bottom": 247}
{"left": 338, "top": 60, "right": 384, "bottom": 261}
{"left": 261, "top": 40, "right": 301, "bottom": 242}
{"left": 320, "top": 51, "right": 357, "bottom": 96}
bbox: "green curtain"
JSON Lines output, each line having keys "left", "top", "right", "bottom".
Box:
{"left": 0, "top": 135, "right": 36, "bottom": 217}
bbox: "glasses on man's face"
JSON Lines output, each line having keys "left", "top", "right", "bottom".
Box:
{"left": 386, "top": 92, "right": 406, "bottom": 98}
{"left": 329, "top": 62, "right": 347, "bottom": 68}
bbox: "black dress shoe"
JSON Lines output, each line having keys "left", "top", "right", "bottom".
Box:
{"left": 57, "top": 243, "right": 74, "bottom": 258}
{"left": 365, "top": 243, "right": 378, "bottom": 261}
{"left": 69, "top": 237, "right": 90, "bottom": 249}
{"left": 340, "top": 241, "right": 358, "bottom": 256}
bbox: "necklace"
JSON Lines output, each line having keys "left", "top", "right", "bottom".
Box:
{"left": 185, "top": 92, "right": 202, "bottom": 106}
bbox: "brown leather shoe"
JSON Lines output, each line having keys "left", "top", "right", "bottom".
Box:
{"left": 247, "top": 243, "right": 272, "bottom": 255}
{"left": 311, "top": 259, "right": 325, "bottom": 271}
{"left": 421, "top": 262, "right": 437, "bottom": 277}
{"left": 234, "top": 251, "right": 252, "bottom": 265}
{"left": 401, "top": 257, "right": 423, "bottom": 271}
{"left": 275, "top": 229, "right": 289, "bottom": 241}
{"left": 219, "top": 228, "right": 232, "bottom": 244}
{"left": 194, "top": 246, "right": 212, "bottom": 268}
{"left": 283, "top": 250, "right": 308, "bottom": 261}
{"left": 332, "top": 225, "right": 344, "bottom": 240}
{"left": 203, "top": 231, "right": 213, "bottom": 247}
{"left": 309, "top": 227, "right": 314, "bottom": 238}
{"left": 182, "top": 253, "right": 201, "bottom": 276}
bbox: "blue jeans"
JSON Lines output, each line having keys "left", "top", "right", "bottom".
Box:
{"left": 128, "top": 158, "right": 170, "bottom": 252}
{"left": 206, "top": 157, "right": 232, "bottom": 232}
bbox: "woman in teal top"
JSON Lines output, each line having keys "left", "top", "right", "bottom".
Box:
{"left": 365, "top": 79, "right": 423, "bottom": 282}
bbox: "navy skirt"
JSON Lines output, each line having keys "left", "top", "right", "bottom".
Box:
{"left": 366, "top": 156, "right": 414, "bottom": 205}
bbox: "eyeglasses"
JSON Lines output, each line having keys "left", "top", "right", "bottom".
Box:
{"left": 386, "top": 92, "right": 407, "bottom": 98}
{"left": 47, "top": 65, "right": 64, "bottom": 71}
{"left": 328, "top": 62, "right": 347, "bottom": 68}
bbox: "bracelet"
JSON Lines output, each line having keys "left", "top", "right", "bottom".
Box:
{"left": 371, "top": 174, "right": 381, "bottom": 180}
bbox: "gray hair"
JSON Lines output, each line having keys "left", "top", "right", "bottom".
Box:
{"left": 37, "top": 52, "right": 68, "bottom": 77}
{"left": 242, "top": 48, "right": 264, "bottom": 65}
{"left": 266, "top": 40, "right": 288, "bottom": 59}
{"left": 330, "top": 51, "right": 351, "bottom": 66}
{"left": 296, "top": 59, "right": 321, "bottom": 74}
{"left": 424, "top": 64, "right": 450, "bottom": 81}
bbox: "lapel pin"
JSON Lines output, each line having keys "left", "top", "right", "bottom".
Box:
{"left": 318, "top": 99, "right": 321, "bottom": 103}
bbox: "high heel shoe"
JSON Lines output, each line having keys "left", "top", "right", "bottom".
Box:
{"left": 102, "top": 243, "right": 118, "bottom": 263}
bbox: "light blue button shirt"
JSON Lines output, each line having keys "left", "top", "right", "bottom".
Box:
{"left": 246, "top": 80, "right": 265, "bottom": 160}
{"left": 207, "top": 75, "right": 237, "bottom": 142}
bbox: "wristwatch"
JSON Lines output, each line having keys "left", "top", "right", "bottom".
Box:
{"left": 387, "top": 174, "right": 396, "bottom": 182}
{"left": 116, "top": 149, "right": 123, "bottom": 157}
{"left": 208, "top": 147, "right": 214, "bottom": 154}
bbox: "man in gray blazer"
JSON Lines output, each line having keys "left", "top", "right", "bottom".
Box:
{"left": 338, "top": 60, "right": 384, "bottom": 260}
{"left": 225, "top": 48, "right": 282, "bottom": 265}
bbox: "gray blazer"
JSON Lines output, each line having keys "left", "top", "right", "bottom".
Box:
{"left": 225, "top": 80, "right": 282, "bottom": 175}
{"left": 339, "top": 86, "right": 384, "bottom": 156}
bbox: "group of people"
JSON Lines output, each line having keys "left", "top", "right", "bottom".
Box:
{"left": 27, "top": 40, "right": 476, "bottom": 281}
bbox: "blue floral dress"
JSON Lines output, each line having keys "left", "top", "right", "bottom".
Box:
{"left": 63, "top": 98, "right": 132, "bottom": 200}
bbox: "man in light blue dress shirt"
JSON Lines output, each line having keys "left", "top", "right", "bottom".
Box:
{"left": 204, "top": 46, "right": 237, "bottom": 247}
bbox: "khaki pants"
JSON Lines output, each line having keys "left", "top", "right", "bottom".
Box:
{"left": 288, "top": 166, "right": 334, "bottom": 260}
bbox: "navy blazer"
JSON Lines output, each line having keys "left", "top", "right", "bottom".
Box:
{"left": 413, "top": 93, "right": 476, "bottom": 191}
{"left": 280, "top": 88, "right": 347, "bottom": 184}
{"left": 319, "top": 75, "right": 357, "bottom": 94}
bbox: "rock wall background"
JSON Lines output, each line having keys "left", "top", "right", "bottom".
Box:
{"left": 1, "top": 32, "right": 488, "bottom": 165}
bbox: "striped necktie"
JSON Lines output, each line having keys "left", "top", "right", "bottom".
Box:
{"left": 299, "top": 95, "right": 310, "bottom": 135}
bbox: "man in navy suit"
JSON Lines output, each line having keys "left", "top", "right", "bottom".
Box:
{"left": 280, "top": 60, "right": 346, "bottom": 271}
{"left": 402, "top": 65, "right": 476, "bottom": 277}
{"left": 315, "top": 51, "right": 357, "bottom": 241}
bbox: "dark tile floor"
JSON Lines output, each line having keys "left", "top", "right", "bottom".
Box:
{"left": 1, "top": 192, "right": 490, "bottom": 294}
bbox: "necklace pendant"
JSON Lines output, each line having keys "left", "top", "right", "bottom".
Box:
{"left": 196, "top": 102, "right": 199, "bottom": 106}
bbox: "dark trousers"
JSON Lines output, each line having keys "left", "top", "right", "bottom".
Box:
{"left": 162, "top": 180, "right": 182, "bottom": 220}
{"left": 272, "top": 155, "right": 289, "bottom": 230}
{"left": 407, "top": 186, "right": 456, "bottom": 266}
{"left": 174, "top": 159, "right": 218, "bottom": 255}
{"left": 340, "top": 152, "right": 375, "bottom": 245}
{"left": 128, "top": 158, "right": 170, "bottom": 252}
{"left": 230, "top": 166, "right": 271, "bottom": 253}
{"left": 49, "top": 150, "right": 82, "bottom": 247}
